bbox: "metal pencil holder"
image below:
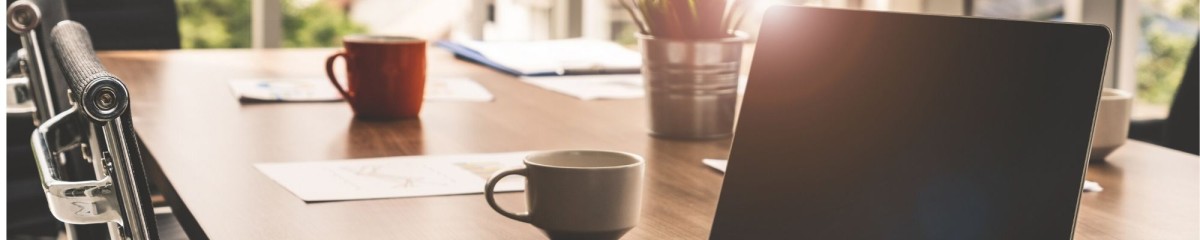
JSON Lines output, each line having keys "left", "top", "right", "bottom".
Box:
{"left": 638, "top": 32, "right": 748, "bottom": 139}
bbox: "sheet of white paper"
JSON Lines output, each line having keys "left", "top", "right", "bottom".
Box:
{"left": 701, "top": 158, "right": 1103, "bottom": 192}
{"left": 520, "top": 75, "right": 748, "bottom": 101}
{"left": 229, "top": 77, "right": 494, "bottom": 102}
{"left": 737, "top": 75, "right": 749, "bottom": 95}
{"left": 228, "top": 78, "right": 342, "bottom": 102}
{"left": 1082, "top": 180, "right": 1104, "bottom": 192}
{"left": 521, "top": 74, "right": 645, "bottom": 100}
{"left": 256, "top": 152, "right": 530, "bottom": 202}
{"left": 702, "top": 158, "right": 728, "bottom": 172}
{"left": 457, "top": 39, "right": 642, "bottom": 75}
{"left": 425, "top": 77, "right": 495, "bottom": 102}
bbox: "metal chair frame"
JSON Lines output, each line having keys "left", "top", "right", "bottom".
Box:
{"left": 8, "top": 1, "right": 158, "bottom": 239}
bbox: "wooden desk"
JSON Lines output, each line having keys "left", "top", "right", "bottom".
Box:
{"left": 98, "top": 49, "right": 1198, "bottom": 239}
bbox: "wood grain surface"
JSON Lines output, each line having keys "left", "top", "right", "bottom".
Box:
{"left": 97, "top": 49, "right": 1198, "bottom": 239}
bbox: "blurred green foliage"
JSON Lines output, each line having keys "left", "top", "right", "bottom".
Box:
{"left": 176, "top": 0, "right": 365, "bottom": 49}
{"left": 1138, "top": 24, "right": 1195, "bottom": 104}
{"left": 177, "top": 0, "right": 251, "bottom": 48}
{"left": 282, "top": 0, "right": 366, "bottom": 48}
{"left": 1137, "top": 0, "right": 1198, "bottom": 105}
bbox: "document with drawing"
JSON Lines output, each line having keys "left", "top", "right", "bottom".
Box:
{"left": 255, "top": 152, "right": 531, "bottom": 202}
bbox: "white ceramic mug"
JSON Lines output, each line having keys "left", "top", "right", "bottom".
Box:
{"left": 485, "top": 150, "right": 645, "bottom": 240}
{"left": 1091, "top": 88, "right": 1132, "bottom": 160}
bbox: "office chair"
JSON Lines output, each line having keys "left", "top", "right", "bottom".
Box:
{"left": 1129, "top": 40, "right": 1199, "bottom": 155}
{"left": 8, "top": 0, "right": 74, "bottom": 236}
{"left": 7, "top": 0, "right": 180, "bottom": 55}
{"left": 1164, "top": 42, "right": 1198, "bottom": 155}
{"left": 8, "top": 0, "right": 180, "bottom": 238}
{"left": 8, "top": 0, "right": 159, "bottom": 239}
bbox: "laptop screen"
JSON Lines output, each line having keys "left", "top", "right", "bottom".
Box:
{"left": 712, "top": 7, "right": 1110, "bottom": 239}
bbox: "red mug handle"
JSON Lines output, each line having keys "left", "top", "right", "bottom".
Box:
{"left": 325, "top": 51, "right": 353, "bottom": 102}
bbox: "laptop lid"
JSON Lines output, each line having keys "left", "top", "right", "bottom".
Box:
{"left": 712, "top": 7, "right": 1110, "bottom": 239}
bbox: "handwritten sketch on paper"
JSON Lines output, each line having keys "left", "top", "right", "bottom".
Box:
{"left": 256, "top": 152, "right": 530, "bottom": 202}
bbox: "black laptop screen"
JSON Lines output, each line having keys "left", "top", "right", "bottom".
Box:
{"left": 712, "top": 7, "right": 1110, "bottom": 239}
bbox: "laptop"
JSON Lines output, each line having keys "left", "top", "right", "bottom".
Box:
{"left": 712, "top": 7, "right": 1110, "bottom": 239}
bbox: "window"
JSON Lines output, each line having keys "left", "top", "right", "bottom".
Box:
{"left": 178, "top": 0, "right": 1199, "bottom": 121}
{"left": 176, "top": 0, "right": 364, "bottom": 48}
{"left": 973, "top": 0, "right": 1065, "bottom": 21}
{"left": 1134, "top": 0, "right": 1197, "bottom": 119}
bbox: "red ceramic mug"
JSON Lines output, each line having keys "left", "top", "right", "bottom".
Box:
{"left": 326, "top": 35, "right": 426, "bottom": 120}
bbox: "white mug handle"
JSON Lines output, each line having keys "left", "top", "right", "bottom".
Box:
{"left": 485, "top": 168, "right": 531, "bottom": 223}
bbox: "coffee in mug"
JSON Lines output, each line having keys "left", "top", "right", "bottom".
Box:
{"left": 485, "top": 150, "right": 645, "bottom": 240}
{"left": 325, "top": 35, "right": 426, "bottom": 120}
